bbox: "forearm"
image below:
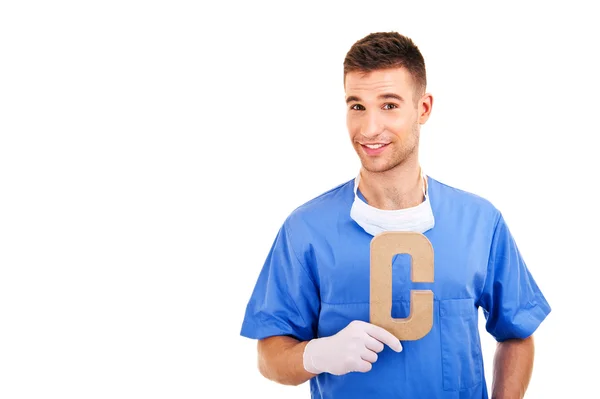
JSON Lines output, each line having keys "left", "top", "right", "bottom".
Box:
{"left": 257, "top": 336, "right": 316, "bottom": 386}
{"left": 491, "top": 336, "right": 535, "bottom": 399}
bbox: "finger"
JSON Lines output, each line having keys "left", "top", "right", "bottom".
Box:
{"left": 360, "top": 349, "right": 378, "bottom": 363}
{"left": 364, "top": 324, "right": 403, "bottom": 352}
{"left": 353, "top": 359, "right": 373, "bottom": 373}
{"left": 364, "top": 336, "right": 385, "bottom": 353}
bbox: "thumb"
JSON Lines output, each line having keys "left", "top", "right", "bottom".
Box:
{"left": 365, "top": 323, "right": 403, "bottom": 352}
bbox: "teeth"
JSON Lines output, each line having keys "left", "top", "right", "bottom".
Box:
{"left": 365, "top": 144, "right": 385, "bottom": 149}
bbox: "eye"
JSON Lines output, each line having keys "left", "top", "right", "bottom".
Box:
{"left": 383, "top": 103, "right": 398, "bottom": 110}
{"left": 350, "top": 104, "right": 365, "bottom": 111}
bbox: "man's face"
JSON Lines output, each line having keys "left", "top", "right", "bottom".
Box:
{"left": 345, "top": 68, "right": 431, "bottom": 173}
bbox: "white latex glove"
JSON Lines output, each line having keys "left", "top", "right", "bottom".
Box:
{"left": 303, "top": 320, "right": 402, "bottom": 376}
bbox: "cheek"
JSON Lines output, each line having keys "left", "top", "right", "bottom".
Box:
{"left": 346, "top": 115, "right": 359, "bottom": 135}
{"left": 386, "top": 113, "right": 407, "bottom": 128}
{"left": 386, "top": 112, "right": 413, "bottom": 133}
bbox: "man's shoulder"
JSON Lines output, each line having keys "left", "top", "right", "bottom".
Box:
{"left": 429, "top": 176, "right": 501, "bottom": 217}
{"left": 283, "top": 178, "right": 355, "bottom": 228}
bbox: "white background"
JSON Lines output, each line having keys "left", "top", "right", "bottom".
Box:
{"left": 1, "top": 1, "right": 598, "bottom": 398}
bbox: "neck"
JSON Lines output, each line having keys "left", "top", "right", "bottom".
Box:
{"left": 358, "top": 157, "right": 425, "bottom": 210}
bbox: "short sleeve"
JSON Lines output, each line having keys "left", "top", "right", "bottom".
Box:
{"left": 240, "top": 221, "right": 320, "bottom": 342}
{"left": 476, "top": 214, "right": 551, "bottom": 342}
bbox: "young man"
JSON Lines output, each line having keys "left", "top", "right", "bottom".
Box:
{"left": 240, "top": 32, "right": 551, "bottom": 399}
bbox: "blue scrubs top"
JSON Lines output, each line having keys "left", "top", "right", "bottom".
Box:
{"left": 240, "top": 176, "right": 551, "bottom": 399}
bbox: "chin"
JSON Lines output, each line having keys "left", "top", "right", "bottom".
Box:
{"left": 360, "top": 162, "right": 396, "bottom": 174}
{"left": 359, "top": 155, "right": 407, "bottom": 173}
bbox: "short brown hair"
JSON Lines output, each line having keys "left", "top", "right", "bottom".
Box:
{"left": 344, "top": 32, "right": 427, "bottom": 98}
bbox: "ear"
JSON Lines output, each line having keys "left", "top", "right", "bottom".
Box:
{"left": 418, "top": 93, "right": 433, "bottom": 124}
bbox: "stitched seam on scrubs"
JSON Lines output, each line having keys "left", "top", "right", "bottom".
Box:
{"left": 475, "top": 211, "right": 502, "bottom": 308}
{"left": 320, "top": 298, "right": 474, "bottom": 305}
{"left": 284, "top": 223, "right": 319, "bottom": 288}
{"left": 243, "top": 317, "right": 301, "bottom": 340}
{"left": 283, "top": 222, "right": 317, "bottom": 329}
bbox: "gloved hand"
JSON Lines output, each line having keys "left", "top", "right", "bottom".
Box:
{"left": 302, "top": 320, "right": 402, "bottom": 376}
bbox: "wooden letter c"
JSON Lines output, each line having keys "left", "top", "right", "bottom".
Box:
{"left": 370, "top": 231, "right": 434, "bottom": 341}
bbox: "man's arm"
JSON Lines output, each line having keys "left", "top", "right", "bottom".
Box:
{"left": 491, "top": 335, "right": 535, "bottom": 399}
{"left": 256, "top": 321, "right": 403, "bottom": 386}
{"left": 257, "top": 336, "right": 315, "bottom": 386}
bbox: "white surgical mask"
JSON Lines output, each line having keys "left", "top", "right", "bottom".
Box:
{"left": 350, "top": 169, "right": 435, "bottom": 236}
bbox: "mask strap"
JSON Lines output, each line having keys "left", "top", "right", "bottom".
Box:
{"left": 353, "top": 173, "right": 361, "bottom": 196}
{"left": 421, "top": 169, "right": 427, "bottom": 197}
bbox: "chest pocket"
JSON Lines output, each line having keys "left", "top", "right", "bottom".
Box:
{"left": 439, "top": 298, "right": 483, "bottom": 391}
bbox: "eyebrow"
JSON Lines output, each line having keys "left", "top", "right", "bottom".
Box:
{"left": 345, "top": 93, "right": 405, "bottom": 104}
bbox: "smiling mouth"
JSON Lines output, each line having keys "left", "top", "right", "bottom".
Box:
{"left": 362, "top": 143, "right": 387, "bottom": 149}
{"left": 359, "top": 142, "right": 390, "bottom": 156}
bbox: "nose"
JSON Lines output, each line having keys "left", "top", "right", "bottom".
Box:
{"left": 361, "top": 110, "right": 384, "bottom": 139}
